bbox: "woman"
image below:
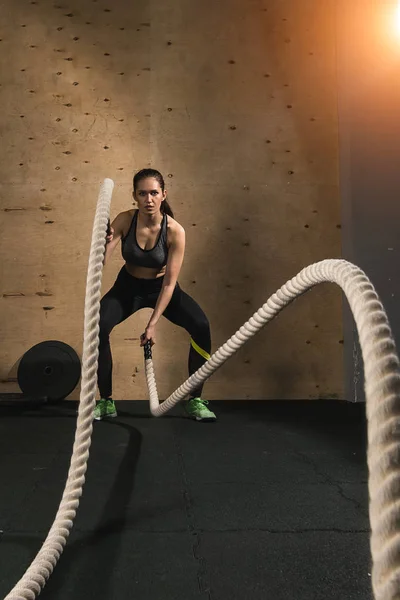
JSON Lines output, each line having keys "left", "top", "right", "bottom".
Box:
{"left": 94, "top": 168, "right": 217, "bottom": 422}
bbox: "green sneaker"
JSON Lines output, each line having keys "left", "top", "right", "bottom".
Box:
{"left": 93, "top": 399, "right": 117, "bottom": 421}
{"left": 185, "top": 397, "right": 216, "bottom": 422}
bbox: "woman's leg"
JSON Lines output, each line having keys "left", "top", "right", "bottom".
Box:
{"left": 98, "top": 292, "right": 131, "bottom": 400}
{"left": 97, "top": 268, "right": 143, "bottom": 401}
{"left": 163, "top": 284, "right": 212, "bottom": 400}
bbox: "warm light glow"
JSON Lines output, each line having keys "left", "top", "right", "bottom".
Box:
{"left": 395, "top": 2, "right": 400, "bottom": 35}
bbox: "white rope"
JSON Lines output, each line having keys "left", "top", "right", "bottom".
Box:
{"left": 4, "top": 179, "right": 400, "bottom": 600}
{"left": 145, "top": 261, "right": 400, "bottom": 600}
{"left": 4, "top": 178, "right": 114, "bottom": 600}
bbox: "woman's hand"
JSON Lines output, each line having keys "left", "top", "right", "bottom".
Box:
{"left": 140, "top": 325, "right": 156, "bottom": 347}
{"left": 106, "top": 226, "right": 114, "bottom": 244}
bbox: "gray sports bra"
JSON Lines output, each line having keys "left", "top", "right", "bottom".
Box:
{"left": 121, "top": 210, "right": 169, "bottom": 269}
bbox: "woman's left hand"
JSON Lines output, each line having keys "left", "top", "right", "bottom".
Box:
{"left": 140, "top": 325, "right": 156, "bottom": 347}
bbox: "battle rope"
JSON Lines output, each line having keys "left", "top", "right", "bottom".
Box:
{"left": 4, "top": 178, "right": 400, "bottom": 600}
{"left": 4, "top": 178, "right": 114, "bottom": 600}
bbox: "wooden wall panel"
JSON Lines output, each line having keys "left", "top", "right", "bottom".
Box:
{"left": 0, "top": 0, "right": 342, "bottom": 401}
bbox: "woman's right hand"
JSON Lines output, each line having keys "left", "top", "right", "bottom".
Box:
{"left": 106, "top": 227, "right": 114, "bottom": 244}
{"left": 106, "top": 219, "right": 114, "bottom": 244}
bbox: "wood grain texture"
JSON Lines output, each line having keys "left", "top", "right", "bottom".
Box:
{"left": 0, "top": 0, "right": 342, "bottom": 400}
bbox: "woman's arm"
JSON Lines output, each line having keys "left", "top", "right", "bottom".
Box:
{"left": 103, "top": 212, "right": 127, "bottom": 266}
{"left": 140, "top": 223, "right": 186, "bottom": 346}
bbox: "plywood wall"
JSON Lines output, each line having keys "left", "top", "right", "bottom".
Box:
{"left": 0, "top": 0, "right": 343, "bottom": 401}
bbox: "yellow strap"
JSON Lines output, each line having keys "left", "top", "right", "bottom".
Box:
{"left": 190, "top": 338, "right": 211, "bottom": 361}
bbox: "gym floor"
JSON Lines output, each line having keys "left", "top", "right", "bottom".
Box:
{"left": 0, "top": 400, "right": 372, "bottom": 599}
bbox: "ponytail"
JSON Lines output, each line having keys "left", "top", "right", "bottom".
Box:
{"left": 161, "top": 199, "right": 174, "bottom": 218}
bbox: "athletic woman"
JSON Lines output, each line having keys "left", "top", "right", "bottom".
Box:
{"left": 94, "top": 168, "right": 216, "bottom": 422}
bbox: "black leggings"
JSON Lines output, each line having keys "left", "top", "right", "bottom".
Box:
{"left": 97, "top": 266, "right": 211, "bottom": 400}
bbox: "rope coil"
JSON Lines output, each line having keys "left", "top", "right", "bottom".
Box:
{"left": 4, "top": 179, "right": 400, "bottom": 600}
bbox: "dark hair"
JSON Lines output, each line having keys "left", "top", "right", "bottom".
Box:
{"left": 133, "top": 168, "right": 174, "bottom": 218}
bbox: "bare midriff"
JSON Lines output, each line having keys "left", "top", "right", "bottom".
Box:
{"left": 124, "top": 262, "right": 167, "bottom": 279}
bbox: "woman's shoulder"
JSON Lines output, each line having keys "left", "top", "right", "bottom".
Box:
{"left": 166, "top": 214, "right": 185, "bottom": 237}
{"left": 116, "top": 209, "right": 135, "bottom": 223}
{"left": 114, "top": 209, "right": 135, "bottom": 239}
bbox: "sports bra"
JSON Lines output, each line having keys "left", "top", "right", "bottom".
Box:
{"left": 121, "top": 210, "right": 169, "bottom": 269}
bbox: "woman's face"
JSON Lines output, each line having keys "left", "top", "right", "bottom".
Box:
{"left": 133, "top": 177, "right": 166, "bottom": 215}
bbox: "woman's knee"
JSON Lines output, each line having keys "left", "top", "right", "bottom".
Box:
{"left": 99, "top": 298, "right": 120, "bottom": 341}
{"left": 191, "top": 313, "right": 211, "bottom": 347}
{"left": 99, "top": 319, "right": 112, "bottom": 341}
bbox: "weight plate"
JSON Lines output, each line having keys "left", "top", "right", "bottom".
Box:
{"left": 17, "top": 340, "right": 81, "bottom": 401}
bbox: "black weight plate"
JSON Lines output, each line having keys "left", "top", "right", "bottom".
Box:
{"left": 17, "top": 341, "right": 81, "bottom": 401}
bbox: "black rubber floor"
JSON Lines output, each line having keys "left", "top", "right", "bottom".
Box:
{"left": 0, "top": 400, "right": 372, "bottom": 599}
